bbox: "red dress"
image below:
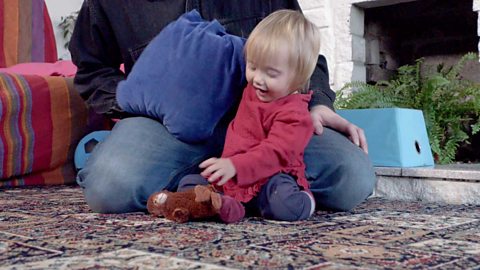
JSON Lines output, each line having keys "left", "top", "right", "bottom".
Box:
{"left": 220, "top": 83, "right": 314, "bottom": 202}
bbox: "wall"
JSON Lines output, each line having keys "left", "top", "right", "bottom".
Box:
{"left": 45, "top": 0, "right": 83, "bottom": 60}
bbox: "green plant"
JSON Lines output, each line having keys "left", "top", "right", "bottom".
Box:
{"left": 336, "top": 52, "right": 480, "bottom": 164}
{"left": 58, "top": 10, "right": 79, "bottom": 49}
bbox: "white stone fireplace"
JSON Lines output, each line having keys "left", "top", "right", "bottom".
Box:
{"left": 299, "top": 0, "right": 480, "bottom": 91}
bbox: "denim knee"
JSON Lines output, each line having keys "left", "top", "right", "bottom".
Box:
{"left": 305, "top": 128, "right": 376, "bottom": 212}
{"left": 77, "top": 162, "right": 142, "bottom": 213}
{"left": 329, "top": 160, "right": 376, "bottom": 211}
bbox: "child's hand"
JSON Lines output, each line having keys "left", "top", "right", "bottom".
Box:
{"left": 199, "top": 158, "right": 236, "bottom": 186}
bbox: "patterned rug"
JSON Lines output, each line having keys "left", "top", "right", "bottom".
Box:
{"left": 1, "top": 185, "right": 479, "bottom": 269}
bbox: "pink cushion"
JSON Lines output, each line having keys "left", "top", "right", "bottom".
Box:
{"left": 0, "top": 60, "right": 77, "bottom": 77}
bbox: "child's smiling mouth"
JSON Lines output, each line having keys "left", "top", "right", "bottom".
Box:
{"left": 255, "top": 87, "right": 267, "bottom": 93}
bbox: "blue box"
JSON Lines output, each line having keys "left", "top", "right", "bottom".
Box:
{"left": 337, "top": 108, "right": 434, "bottom": 167}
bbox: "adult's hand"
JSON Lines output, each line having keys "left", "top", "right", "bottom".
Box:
{"left": 310, "top": 105, "right": 369, "bottom": 154}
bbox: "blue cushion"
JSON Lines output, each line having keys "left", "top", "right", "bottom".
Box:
{"left": 117, "top": 10, "right": 246, "bottom": 143}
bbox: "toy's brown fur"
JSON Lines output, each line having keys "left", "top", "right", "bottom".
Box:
{"left": 147, "top": 185, "right": 222, "bottom": 223}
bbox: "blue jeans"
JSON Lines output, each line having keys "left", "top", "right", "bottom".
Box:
{"left": 77, "top": 117, "right": 376, "bottom": 213}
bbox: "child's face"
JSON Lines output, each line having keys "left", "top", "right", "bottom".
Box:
{"left": 246, "top": 44, "right": 296, "bottom": 103}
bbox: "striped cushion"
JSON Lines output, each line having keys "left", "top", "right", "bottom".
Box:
{"left": 0, "top": 74, "right": 104, "bottom": 187}
{"left": 0, "top": 0, "right": 57, "bottom": 67}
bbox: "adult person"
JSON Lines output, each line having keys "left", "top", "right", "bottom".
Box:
{"left": 69, "top": 0, "right": 376, "bottom": 214}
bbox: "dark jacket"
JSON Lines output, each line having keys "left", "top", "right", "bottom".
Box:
{"left": 69, "top": 0, "right": 336, "bottom": 118}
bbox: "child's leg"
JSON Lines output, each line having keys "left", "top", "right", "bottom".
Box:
{"left": 255, "top": 173, "right": 315, "bottom": 221}
{"left": 177, "top": 174, "right": 245, "bottom": 223}
{"left": 177, "top": 174, "right": 209, "bottom": 191}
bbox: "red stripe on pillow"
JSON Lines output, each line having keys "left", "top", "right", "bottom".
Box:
{"left": 0, "top": 0, "right": 5, "bottom": 67}
{"left": 43, "top": 2, "right": 57, "bottom": 63}
{"left": 26, "top": 75, "right": 53, "bottom": 172}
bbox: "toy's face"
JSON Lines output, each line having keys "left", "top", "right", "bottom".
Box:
{"left": 146, "top": 191, "right": 168, "bottom": 217}
{"left": 146, "top": 185, "right": 222, "bottom": 223}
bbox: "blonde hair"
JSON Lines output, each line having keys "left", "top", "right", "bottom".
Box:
{"left": 245, "top": 10, "right": 320, "bottom": 92}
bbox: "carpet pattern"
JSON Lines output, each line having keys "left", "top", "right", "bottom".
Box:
{"left": 1, "top": 185, "right": 479, "bottom": 269}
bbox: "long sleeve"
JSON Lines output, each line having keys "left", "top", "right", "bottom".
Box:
{"left": 309, "top": 55, "right": 336, "bottom": 110}
{"left": 68, "top": 0, "right": 126, "bottom": 118}
{"left": 229, "top": 110, "right": 313, "bottom": 187}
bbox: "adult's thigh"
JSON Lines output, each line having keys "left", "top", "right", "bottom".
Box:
{"left": 304, "top": 128, "right": 376, "bottom": 211}
{"left": 76, "top": 117, "right": 224, "bottom": 213}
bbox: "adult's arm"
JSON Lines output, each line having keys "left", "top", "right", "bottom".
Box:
{"left": 309, "top": 55, "right": 336, "bottom": 110}
{"left": 69, "top": 0, "right": 126, "bottom": 118}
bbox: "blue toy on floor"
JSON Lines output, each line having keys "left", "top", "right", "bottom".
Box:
{"left": 74, "top": 130, "right": 111, "bottom": 170}
{"left": 337, "top": 108, "right": 434, "bottom": 167}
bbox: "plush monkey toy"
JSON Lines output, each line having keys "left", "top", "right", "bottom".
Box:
{"left": 147, "top": 185, "right": 222, "bottom": 223}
